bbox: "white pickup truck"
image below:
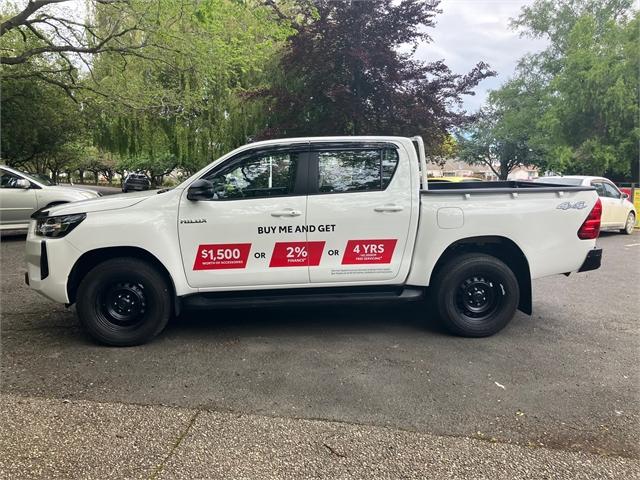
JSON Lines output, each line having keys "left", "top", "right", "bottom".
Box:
{"left": 25, "top": 136, "right": 603, "bottom": 346}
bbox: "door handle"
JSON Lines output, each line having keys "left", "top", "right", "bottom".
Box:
{"left": 271, "top": 209, "right": 302, "bottom": 217}
{"left": 374, "top": 204, "right": 404, "bottom": 213}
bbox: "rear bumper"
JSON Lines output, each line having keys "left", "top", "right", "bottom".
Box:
{"left": 578, "top": 248, "right": 602, "bottom": 273}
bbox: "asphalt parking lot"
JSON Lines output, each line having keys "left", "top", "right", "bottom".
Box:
{"left": 1, "top": 231, "right": 639, "bottom": 475}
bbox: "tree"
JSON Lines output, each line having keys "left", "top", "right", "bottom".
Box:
{"left": 264, "top": 0, "right": 495, "bottom": 151}
{"left": 88, "top": 0, "right": 296, "bottom": 176}
{"left": 508, "top": 0, "right": 639, "bottom": 180}
{"left": 1, "top": 0, "right": 180, "bottom": 98}
{"left": 538, "top": 13, "right": 638, "bottom": 179}
{"left": 457, "top": 82, "right": 545, "bottom": 180}
{"left": 429, "top": 134, "right": 458, "bottom": 166}
{"left": 1, "top": 75, "right": 83, "bottom": 171}
{"left": 46, "top": 141, "right": 86, "bottom": 183}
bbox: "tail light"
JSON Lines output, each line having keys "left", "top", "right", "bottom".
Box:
{"left": 578, "top": 198, "right": 602, "bottom": 239}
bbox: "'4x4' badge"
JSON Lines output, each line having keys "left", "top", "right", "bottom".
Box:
{"left": 557, "top": 201, "right": 588, "bottom": 210}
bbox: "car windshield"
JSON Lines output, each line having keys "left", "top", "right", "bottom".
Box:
{"left": 10, "top": 168, "right": 54, "bottom": 186}
{"left": 32, "top": 173, "right": 55, "bottom": 185}
{"left": 535, "top": 177, "right": 583, "bottom": 186}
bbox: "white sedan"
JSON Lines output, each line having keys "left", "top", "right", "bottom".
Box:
{"left": 536, "top": 176, "right": 636, "bottom": 234}
{"left": 0, "top": 165, "right": 100, "bottom": 231}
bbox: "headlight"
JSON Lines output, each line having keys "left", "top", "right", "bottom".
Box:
{"left": 36, "top": 213, "right": 86, "bottom": 238}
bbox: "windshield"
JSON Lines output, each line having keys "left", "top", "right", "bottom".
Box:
{"left": 32, "top": 173, "right": 55, "bottom": 185}
{"left": 535, "top": 177, "right": 583, "bottom": 186}
{"left": 11, "top": 168, "right": 54, "bottom": 186}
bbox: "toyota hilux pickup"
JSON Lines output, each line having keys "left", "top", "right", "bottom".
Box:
{"left": 25, "top": 136, "right": 603, "bottom": 346}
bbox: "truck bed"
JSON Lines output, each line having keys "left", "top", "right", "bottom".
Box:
{"left": 409, "top": 180, "right": 600, "bottom": 288}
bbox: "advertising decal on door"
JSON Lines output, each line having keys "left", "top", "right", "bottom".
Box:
{"left": 342, "top": 239, "right": 397, "bottom": 265}
{"left": 194, "top": 243, "right": 252, "bottom": 270}
{"left": 269, "top": 241, "right": 325, "bottom": 267}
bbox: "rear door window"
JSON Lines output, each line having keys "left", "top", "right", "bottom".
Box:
{"left": 315, "top": 148, "right": 399, "bottom": 194}
{"left": 591, "top": 181, "right": 606, "bottom": 197}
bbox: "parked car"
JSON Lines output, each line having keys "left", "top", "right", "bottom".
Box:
{"left": 122, "top": 173, "right": 151, "bottom": 192}
{"left": 25, "top": 136, "right": 603, "bottom": 346}
{"left": 0, "top": 165, "right": 100, "bottom": 231}
{"left": 427, "top": 176, "right": 483, "bottom": 183}
{"left": 535, "top": 176, "right": 636, "bottom": 234}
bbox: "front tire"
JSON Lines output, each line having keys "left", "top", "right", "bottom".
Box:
{"left": 432, "top": 253, "right": 519, "bottom": 337}
{"left": 621, "top": 212, "right": 635, "bottom": 235}
{"left": 76, "top": 258, "right": 171, "bottom": 346}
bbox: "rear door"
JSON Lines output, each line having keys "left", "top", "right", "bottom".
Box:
{"left": 305, "top": 142, "right": 414, "bottom": 284}
{"left": 178, "top": 144, "right": 312, "bottom": 289}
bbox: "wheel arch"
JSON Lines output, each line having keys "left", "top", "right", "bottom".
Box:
{"left": 67, "top": 246, "right": 177, "bottom": 311}
{"left": 429, "top": 236, "right": 532, "bottom": 315}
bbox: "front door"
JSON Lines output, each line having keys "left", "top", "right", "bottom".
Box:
{"left": 178, "top": 145, "right": 311, "bottom": 289}
{"left": 305, "top": 143, "right": 414, "bottom": 284}
{"left": 592, "top": 180, "right": 619, "bottom": 227}
{"left": 601, "top": 181, "right": 627, "bottom": 225}
{"left": 0, "top": 168, "right": 38, "bottom": 227}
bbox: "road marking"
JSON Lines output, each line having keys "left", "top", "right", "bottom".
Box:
{"left": 624, "top": 243, "right": 640, "bottom": 247}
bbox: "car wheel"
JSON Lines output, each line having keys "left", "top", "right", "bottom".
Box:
{"left": 76, "top": 258, "right": 171, "bottom": 346}
{"left": 621, "top": 212, "right": 635, "bottom": 235}
{"left": 432, "top": 253, "right": 519, "bottom": 337}
{"left": 122, "top": 188, "right": 128, "bottom": 193}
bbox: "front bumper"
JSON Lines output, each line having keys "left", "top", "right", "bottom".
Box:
{"left": 24, "top": 222, "right": 82, "bottom": 303}
{"left": 578, "top": 248, "right": 602, "bottom": 273}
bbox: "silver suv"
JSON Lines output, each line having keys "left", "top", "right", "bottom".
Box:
{"left": 0, "top": 165, "right": 100, "bottom": 231}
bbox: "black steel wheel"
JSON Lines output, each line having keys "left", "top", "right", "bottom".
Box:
{"left": 456, "top": 275, "right": 502, "bottom": 321}
{"left": 432, "top": 253, "right": 519, "bottom": 337}
{"left": 98, "top": 282, "right": 148, "bottom": 328}
{"left": 77, "top": 257, "right": 171, "bottom": 346}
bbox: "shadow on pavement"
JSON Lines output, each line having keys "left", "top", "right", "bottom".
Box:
{"left": 168, "top": 301, "right": 447, "bottom": 340}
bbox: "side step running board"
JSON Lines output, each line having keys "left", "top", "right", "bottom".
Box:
{"left": 182, "top": 286, "right": 425, "bottom": 310}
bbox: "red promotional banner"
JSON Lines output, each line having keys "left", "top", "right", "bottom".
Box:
{"left": 193, "top": 243, "right": 252, "bottom": 270}
{"left": 342, "top": 239, "right": 397, "bottom": 265}
{"left": 269, "top": 241, "right": 325, "bottom": 267}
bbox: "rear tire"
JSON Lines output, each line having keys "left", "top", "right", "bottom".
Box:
{"left": 76, "top": 258, "right": 171, "bottom": 346}
{"left": 432, "top": 253, "right": 519, "bottom": 337}
{"left": 621, "top": 212, "right": 635, "bottom": 235}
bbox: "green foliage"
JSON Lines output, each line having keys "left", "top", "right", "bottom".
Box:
{"left": 1, "top": 77, "right": 84, "bottom": 172}
{"left": 88, "top": 0, "right": 295, "bottom": 176}
{"left": 1, "top": 0, "right": 298, "bottom": 181}
{"left": 539, "top": 13, "right": 639, "bottom": 177}
{"left": 457, "top": 83, "right": 545, "bottom": 180}
{"left": 264, "top": 0, "right": 494, "bottom": 148}
{"left": 501, "top": 0, "right": 639, "bottom": 180}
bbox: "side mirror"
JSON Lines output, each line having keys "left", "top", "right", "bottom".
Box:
{"left": 187, "top": 179, "right": 215, "bottom": 201}
{"left": 16, "top": 178, "right": 30, "bottom": 189}
{"left": 622, "top": 192, "right": 629, "bottom": 199}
